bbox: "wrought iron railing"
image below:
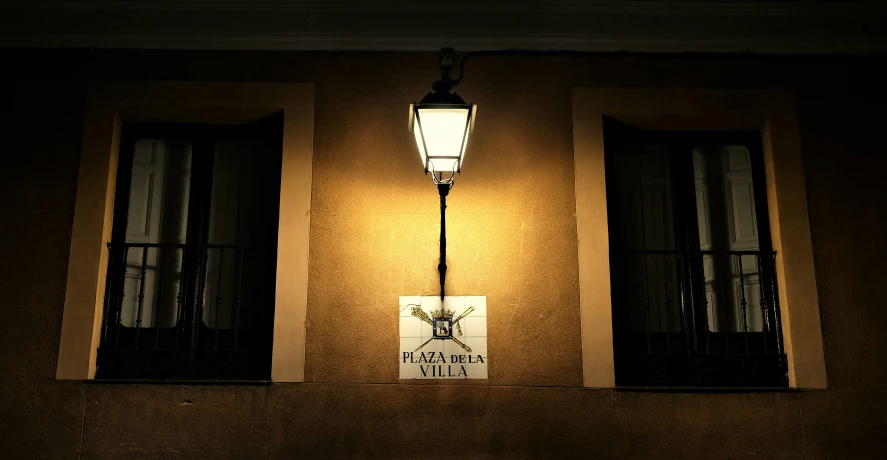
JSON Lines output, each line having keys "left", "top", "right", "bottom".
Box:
{"left": 97, "top": 242, "right": 275, "bottom": 380}
{"left": 611, "top": 249, "right": 788, "bottom": 387}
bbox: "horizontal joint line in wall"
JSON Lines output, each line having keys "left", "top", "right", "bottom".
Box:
{"left": 310, "top": 212, "right": 575, "bottom": 215}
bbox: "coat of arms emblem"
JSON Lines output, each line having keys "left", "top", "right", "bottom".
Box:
{"left": 411, "top": 305, "right": 476, "bottom": 352}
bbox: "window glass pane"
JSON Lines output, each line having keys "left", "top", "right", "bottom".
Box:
{"left": 120, "top": 139, "right": 192, "bottom": 328}
{"left": 692, "top": 145, "right": 764, "bottom": 333}
{"left": 202, "top": 139, "right": 279, "bottom": 330}
{"left": 607, "top": 144, "right": 680, "bottom": 334}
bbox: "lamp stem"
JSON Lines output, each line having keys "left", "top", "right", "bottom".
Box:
{"left": 437, "top": 182, "right": 450, "bottom": 300}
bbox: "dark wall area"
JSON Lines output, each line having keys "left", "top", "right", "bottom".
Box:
{"left": 1, "top": 50, "right": 886, "bottom": 459}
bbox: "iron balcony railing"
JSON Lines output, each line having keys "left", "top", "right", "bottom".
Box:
{"left": 97, "top": 242, "right": 275, "bottom": 380}
{"left": 611, "top": 249, "right": 788, "bottom": 387}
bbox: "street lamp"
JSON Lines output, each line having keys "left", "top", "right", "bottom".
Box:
{"left": 409, "top": 48, "right": 476, "bottom": 300}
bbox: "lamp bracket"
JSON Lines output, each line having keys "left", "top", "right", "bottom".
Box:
{"left": 425, "top": 47, "right": 460, "bottom": 101}
{"left": 439, "top": 47, "right": 455, "bottom": 75}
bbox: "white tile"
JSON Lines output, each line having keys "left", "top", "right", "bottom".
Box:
{"left": 453, "top": 305, "right": 481, "bottom": 337}
{"left": 442, "top": 296, "right": 464, "bottom": 314}
{"left": 446, "top": 364, "right": 468, "bottom": 379}
{"left": 399, "top": 296, "right": 421, "bottom": 317}
{"left": 452, "top": 319, "right": 468, "bottom": 338}
{"left": 462, "top": 316, "right": 487, "bottom": 337}
{"left": 463, "top": 361, "right": 488, "bottom": 379}
{"left": 464, "top": 296, "right": 486, "bottom": 317}
{"left": 462, "top": 337, "right": 487, "bottom": 357}
{"left": 454, "top": 320, "right": 467, "bottom": 339}
{"left": 444, "top": 337, "right": 474, "bottom": 357}
{"left": 419, "top": 318, "right": 433, "bottom": 339}
{"left": 415, "top": 337, "right": 444, "bottom": 355}
{"left": 420, "top": 296, "right": 442, "bottom": 311}
{"left": 399, "top": 337, "right": 424, "bottom": 379}
{"left": 402, "top": 302, "right": 434, "bottom": 337}
{"left": 400, "top": 337, "right": 422, "bottom": 355}
{"left": 420, "top": 362, "right": 462, "bottom": 379}
{"left": 421, "top": 358, "right": 465, "bottom": 379}
{"left": 400, "top": 362, "right": 423, "bottom": 379}
{"left": 400, "top": 359, "right": 425, "bottom": 379}
{"left": 399, "top": 316, "right": 421, "bottom": 338}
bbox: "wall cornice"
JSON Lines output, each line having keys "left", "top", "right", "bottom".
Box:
{"left": 1, "top": 1, "right": 884, "bottom": 54}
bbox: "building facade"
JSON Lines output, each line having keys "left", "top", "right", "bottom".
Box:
{"left": 2, "top": 2, "right": 887, "bottom": 459}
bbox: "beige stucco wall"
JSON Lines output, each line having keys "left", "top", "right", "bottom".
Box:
{"left": 1, "top": 50, "right": 886, "bottom": 459}
{"left": 305, "top": 56, "right": 582, "bottom": 385}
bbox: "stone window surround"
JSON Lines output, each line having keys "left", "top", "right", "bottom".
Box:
{"left": 572, "top": 87, "right": 827, "bottom": 389}
{"left": 55, "top": 82, "right": 315, "bottom": 382}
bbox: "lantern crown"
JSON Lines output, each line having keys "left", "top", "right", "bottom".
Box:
{"left": 409, "top": 49, "right": 476, "bottom": 183}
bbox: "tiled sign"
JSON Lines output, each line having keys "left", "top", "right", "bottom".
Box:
{"left": 399, "top": 296, "right": 487, "bottom": 380}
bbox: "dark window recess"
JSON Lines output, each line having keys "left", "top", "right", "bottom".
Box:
{"left": 97, "top": 115, "right": 283, "bottom": 380}
{"left": 605, "top": 118, "right": 787, "bottom": 387}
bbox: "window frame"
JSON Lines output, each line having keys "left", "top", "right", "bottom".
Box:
{"left": 98, "top": 122, "right": 284, "bottom": 380}
{"left": 572, "top": 88, "right": 826, "bottom": 389}
{"left": 604, "top": 128, "right": 788, "bottom": 387}
{"left": 56, "top": 82, "right": 315, "bottom": 382}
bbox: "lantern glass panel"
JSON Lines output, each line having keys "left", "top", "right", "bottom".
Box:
{"left": 413, "top": 107, "right": 471, "bottom": 172}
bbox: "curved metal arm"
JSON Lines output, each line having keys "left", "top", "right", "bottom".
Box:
{"left": 449, "top": 48, "right": 597, "bottom": 87}
{"left": 431, "top": 169, "right": 457, "bottom": 185}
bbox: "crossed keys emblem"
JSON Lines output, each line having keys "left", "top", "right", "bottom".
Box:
{"left": 411, "top": 305, "right": 476, "bottom": 353}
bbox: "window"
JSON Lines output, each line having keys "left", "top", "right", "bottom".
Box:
{"left": 55, "top": 82, "right": 313, "bottom": 382}
{"left": 572, "top": 88, "right": 825, "bottom": 389}
{"left": 604, "top": 120, "right": 787, "bottom": 386}
{"left": 97, "top": 116, "right": 283, "bottom": 379}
